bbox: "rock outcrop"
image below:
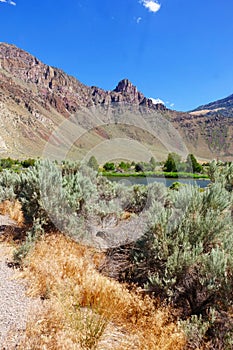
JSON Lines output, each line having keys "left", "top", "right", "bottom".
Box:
{"left": 0, "top": 44, "right": 165, "bottom": 117}
{"left": 0, "top": 42, "right": 232, "bottom": 161}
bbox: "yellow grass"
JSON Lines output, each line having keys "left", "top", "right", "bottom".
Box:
{"left": 19, "top": 233, "right": 186, "bottom": 350}
{"left": 0, "top": 199, "right": 24, "bottom": 226}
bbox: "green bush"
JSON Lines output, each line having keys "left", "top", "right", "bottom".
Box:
{"left": 20, "top": 158, "right": 36, "bottom": 168}
{"left": 208, "top": 160, "right": 233, "bottom": 191}
{"left": 1, "top": 156, "right": 232, "bottom": 348}
{"left": 0, "top": 169, "right": 20, "bottom": 202}
{"left": 186, "top": 154, "right": 203, "bottom": 173}
{"left": 163, "top": 153, "right": 182, "bottom": 172}
{"left": 169, "top": 181, "right": 184, "bottom": 191}
{"left": 13, "top": 219, "right": 44, "bottom": 263}
{"left": 115, "top": 184, "right": 148, "bottom": 214}
{"left": 179, "top": 314, "right": 212, "bottom": 349}
{"left": 19, "top": 162, "right": 46, "bottom": 223}
{"left": 118, "top": 179, "right": 233, "bottom": 347}
{"left": 127, "top": 183, "right": 233, "bottom": 309}
{"left": 0, "top": 157, "right": 18, "bottom": 169}
{"left": 118, "top": 161, "right": 131, "bottom": 171}
{"left": 103, "top": 162, "right": 115, "bottom": 171}
{"left": 0, "top": 160, "right": 99, "bottom": 236}
{"left": 87, "top": 156, "right": 99, "bottom": 171}
{"left": 37, "top": 160, "right": 98, "bottom": 235}
{"left": 149, "top": 156, "right": 157, "bottom": 171}
{"left": 135, "top": 163, "right": 144, "bottom": 172}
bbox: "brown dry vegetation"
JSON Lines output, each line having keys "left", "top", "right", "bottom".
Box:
{"left": 0, "top": 200, "right": 24, "bottom": 226}
{"left": 18, "top": 233, "right": 186, "bottom": 350}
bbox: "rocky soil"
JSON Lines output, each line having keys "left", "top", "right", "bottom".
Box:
{"left": 0, "top": 215, "right": 41, "bottom": 349}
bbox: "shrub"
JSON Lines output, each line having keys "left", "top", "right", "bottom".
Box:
{"left": 208, "top": 160, "right": 233, "bottom": 191}
{"left": 163, "top": 153, "right": 182, "bottom": 172}
{"left": 127, "top": 183, "right": 233, "bottom": 308}
{"left": 37, "top": 160, "right": 98, "bottom": 236}
{"left": 61, "top": 160, "right": 81, "bottom": 176}
{"left": 149, "top": 156, "right": 157, "bottom": 171}
{"left": 21, "top": 158, "right": 36, "bottom": 168}
{"left": 0, "top": 169, "right": 20, "bottom": 202}
{"left": 0, "top": 160, "right": 99, "bottom": 237}
{"left": 0, "top": 157, "right": 17, "bottom": 169}
{"left": 13, "top": 218, "right": 44, "bottom": 263}
{"left": 118, "top": 161, "right": 131, "bottom": 171}
{"left": 120, "top": 181, "right": 233, "bottom": 346}
{"left": 179, "top": 314, "right": 211, "bottom": 349}
{"left": 87, "top": 156, "right": 99, "bottom": 171}
{"left": 115, "top": 184, "right": 148, "bottom": 214}
{"left": 18, "top": 162, "right": 47, "bottom": 223}
{"left": 186, "top": 154, "right": 203, "bottom": 173}
{"left": 103, "top": 162, "right": 115, "bottom": 171}
{"left": 135, "top": 163, "right": 144, "bottom": 172}
{"left": 169, "top": 181, "right": 184, "bottom": 191}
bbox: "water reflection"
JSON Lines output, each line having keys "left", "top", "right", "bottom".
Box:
{"left": 107, "top": 176, "right": 210, "bottom": 188}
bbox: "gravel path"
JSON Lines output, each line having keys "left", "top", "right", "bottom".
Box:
{"left": 0, "top": 215, "right": 41, "bottom": 349}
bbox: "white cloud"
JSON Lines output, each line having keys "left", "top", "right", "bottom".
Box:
{"left": 136, "top": 17, "right": 142, "bottom": 24}
{"left": 165, "top": 101, "right": 175, "bottom": 109}
{"left": 140, "top": 0, "right": 161, "bottom": 13}
{"left": 0, "top": 0, "right": 16, "bottom": 5}
{"left": 150, "top": 97, "right": 165, "bottom": 105}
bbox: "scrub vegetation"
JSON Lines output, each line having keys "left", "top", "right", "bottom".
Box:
{"left": 100, "top": 154, "right": 208, "bottom": 179}
{"left": 0, "top": 159, "right": 232, "bottom": 349}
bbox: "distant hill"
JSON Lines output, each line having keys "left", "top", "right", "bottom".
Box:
{"left": 190, "top": 94, "right": 233, "bottom": 118}
{"left": 0, "top": 42, "right": 232, "bottom": 161}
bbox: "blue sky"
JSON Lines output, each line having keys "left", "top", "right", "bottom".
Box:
{"left": 0, "top": 0, "right": 233, "bottom": 111}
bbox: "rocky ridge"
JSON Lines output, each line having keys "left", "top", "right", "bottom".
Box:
{"left": 0, "top": 43, "right": 165, "bottom": 118}
{"left": 0, "top": 42, "right": 232, "bottom": 161}
{"left": 191, "top": 93, "right": 233, "bottom": 118}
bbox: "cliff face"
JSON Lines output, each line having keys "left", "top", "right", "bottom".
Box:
{"left": 0, "top": 44, "right": 165, "bottom": 118}
{"left": 0, "top": 42, "right": 232, "bottom": 161}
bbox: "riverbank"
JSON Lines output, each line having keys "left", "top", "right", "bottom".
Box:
{"left": 100, "top": 171, "right": 209, "bottom": 180}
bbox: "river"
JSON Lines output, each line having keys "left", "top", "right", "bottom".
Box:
{"left": 107, "top": 176, "right": 210, "bottom": 188}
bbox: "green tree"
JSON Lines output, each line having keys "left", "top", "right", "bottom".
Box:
{"left": 186, "top": 154, "right": 203, "bottom": 173}
{"left": 149, "top": 157, "right": 157, "bottom": 171}
{"left": 21, "top": 158, "right": 36, "bottom": 168}
{"left": 135, "top": 163, "right": 144, "bottom": 172}
{"left": 118, "top": 161, "right": 130, "bottom": 171}
{"left": 103, "top": 162, "right": 115, "bottom": 171}
{"left": 163, "top": 153, "right": 181, "bottom": 172}
{"left": 87, "top": 156, "right": 99, "bottom": 171}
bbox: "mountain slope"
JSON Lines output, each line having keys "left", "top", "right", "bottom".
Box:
{"left": 0, "top": 43, "right": 232, "bottom": 161}
{"left": 191, "top": 94, "right": 233, "bottom": 118}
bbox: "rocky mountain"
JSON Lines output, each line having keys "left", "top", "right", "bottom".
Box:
{"left": 191, "top": 94, "right": 233, "bottom": 118}
{"left": 0, "top": 42, "right": 232, "bottom": 161}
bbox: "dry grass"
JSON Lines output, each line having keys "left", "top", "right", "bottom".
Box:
{"left": 121, "top": 211, "right": 133, "bottom": 220}
{"left": 0, "top": 200, "right": 24, "bottom": 226}
{"left": 19, "top": 233, "right": 186, "bottom": 350}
